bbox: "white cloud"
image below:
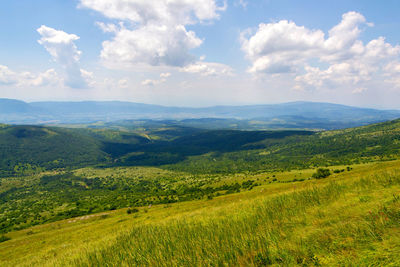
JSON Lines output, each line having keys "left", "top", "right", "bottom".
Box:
{"left": 37, "top": 25, "right": 89, "bottom": 88}
{"left": 80, "top": 69, "right": 96, "bottom": 87}
{"left": 160, "top": 72, "right": 171, "bottom": 78}
{"left": 118, "top": 79, "right": 129, "bottom": 88}
{"left": 241, "top": 11, "right": 400, "bottom": 93}
{"left": 324, "top": 12, "right": 371, "bottom": 54}
{"left": 141, "top": 78, "right": 168, "bottom": 87}
{"left": 27, "top": 69, "right": 60, "bottom": 87}
{"left": 101, "top": 24, "right": 202, "bottom": 68}
{"left": 295, "top": 62, "right": 373, "bottom": 89}
{"left": 141, "top": 79, "right": 160, "bottom": 86}
{"left": 0, "top": 65, "right": 18, "bottom": 85}
{"left": 180, "top": 61, "right": 233, "bottom": 76}
{"left": 95, "top": 21, "right": 119, "bottom": 33}
{"left": 141, "top": 72, "right": 172, "bottom": 86}
{"left": 79, "top": 0, "right": 225, "bottom": 25}
{"left": 0, "top": 65, "right": 60, "bottom": 87}
{"left": 79, "top": 0, "right": 226, "bottom": 68}
{"left": 383, "top": 61, "right": 400, "bottom": 88}
{"left": 241, "top": 19, "right": 325, "bottom": 73}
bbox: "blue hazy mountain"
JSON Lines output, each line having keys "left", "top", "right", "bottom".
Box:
{"left": 1, "top": 99, "right": 399, "bottom": 129}
{"left": 0, "top": 98, "right": 40, "bottom": 114}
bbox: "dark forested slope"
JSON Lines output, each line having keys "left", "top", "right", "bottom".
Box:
{"left": 0, "top": 126, "right": 108, "bottom": 176}
{"left": 0, "top": 119, "right": 399, "bottom": 176}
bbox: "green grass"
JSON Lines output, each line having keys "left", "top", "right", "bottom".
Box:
{"left": 1, "top": 160, "right": 399, "bottom": 266}
{"left": 0, "top": 165, "right": 264, "bottom": 233}
{"left": 69, "top": 170, "right": 400, "bottom": 266}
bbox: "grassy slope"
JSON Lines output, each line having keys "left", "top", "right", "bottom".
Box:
{"left": 0, "top": 160, "right": 399, "bottom": 266}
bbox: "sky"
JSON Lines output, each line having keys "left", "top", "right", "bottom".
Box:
{"left": 1, "top": 0, "right": 400, "bottom": 108}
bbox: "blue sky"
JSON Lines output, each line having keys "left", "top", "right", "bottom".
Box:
{"left": 1, "top": 0, "right": 400, "bottom": 108}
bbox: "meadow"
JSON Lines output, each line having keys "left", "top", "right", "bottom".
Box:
{"left": 1, "top": 118, "right": 400, "bottom": 266}
{"left": 1, "top": 160, "right": 399, "bottom": 266}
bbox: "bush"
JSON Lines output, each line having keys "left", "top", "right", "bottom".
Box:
{"left": 333, "top": 169, "right": 345, "bottom": 173}
{"left": 254, "top": 252, "right": 272, "bottom": 266}
{"left": 312, "top": 168, "right": 331, "bottom": 179}
{"left": 127, "top": 208, "right": 139, "bottom": 214}
{"left": 0, "top": 235, "right": 11, "bottom": 243}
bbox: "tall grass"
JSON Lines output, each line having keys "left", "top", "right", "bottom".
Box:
{"left": 67, "top": 171, "right": 400, "bottom": 266}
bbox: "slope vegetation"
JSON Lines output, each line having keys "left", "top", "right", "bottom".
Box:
{"left": 0, "top": 125, "right": 108, "bottom": 176}
{"left": 0, "top": 160, "right": 399, "bottom": 266}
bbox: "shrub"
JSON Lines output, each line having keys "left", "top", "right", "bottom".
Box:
{"left": 254, "top": 252, "right": 272, "bottom": 266}
{"left": 0, "top": 235, "right": 11, "bottom": 243}
{"left": 127, "top": 208, "right": 139, "bottom": 214}
{"left": 312, "top": 168, "right": 331, "bottom": 179}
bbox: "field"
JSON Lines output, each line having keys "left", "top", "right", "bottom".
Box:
{"left": 1, "top": 160, "right": 399, "bottom": 266}
{"left": 1, "top": 119, "right": 400, "bottom": 266}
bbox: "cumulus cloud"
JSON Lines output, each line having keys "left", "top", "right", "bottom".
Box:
{"left": 383, "top": 61, "right": 400, "bottom": 88}
{"left": 0, "top": 65, "right": 60, "bottom": 87}
{"left": 241, "top": 19, "right": 325, "bottom": 73}
{"left": 79, "top": 0, "right": 226, "bottom": 68}
{"left": 180, "top": 61, "right": 233, "bottom": 76}
{"left": 37, "top": 25, "right": 89, "bottom": 88}
{"left": 160, "top": 72, "right": 171, "bottom": 78}
{"left": 100, "top": 24, "right": 202, "bottom": 68}
{"left": 142, "top": 72, "right": 172, "bottom": 86}
{"left": 25, "top": 69, "right": 60, "bottom": 87}
{"left": 0, "top": 65, "right": 18, "bottom": 85}
{"left": 96, "top": 21, "right": 119, "bottom": 33}
{"left": 79, "top": 0, "right": 225, "bottom": 25}
{"left": 118, "top": 79, "right": 129, "bottom": 88}
{"left": 141, "top": 79, "right": 161, "bottom": 86}
{"left": 241, "top": 11, "right": 400, "bottom": 92}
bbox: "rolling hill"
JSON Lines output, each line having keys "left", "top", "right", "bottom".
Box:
{"left": 0, "top": 125, "right": 108, "bottom": 176}
{"left": 1, "top": 98, "right": 399, "bottom": 129}
{"left": 0, "top": 119, "right": 399, "bottom": 234}
{"left": 0, "top": 118, "right": 400, "bottom": 266}
{"left": 1, "top": 118, "right": 400, "bottom": 177}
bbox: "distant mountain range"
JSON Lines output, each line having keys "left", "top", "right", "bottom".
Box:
{"left": 1, "top": 98, "right": 400, "bottom": 130}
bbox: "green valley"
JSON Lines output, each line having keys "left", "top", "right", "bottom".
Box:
{"left": 0, "top": 119, "right": 400, "bottom": 266}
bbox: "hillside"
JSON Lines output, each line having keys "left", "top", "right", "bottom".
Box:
{"left": 0, "top": 119, "right": 399, "bottom": 235}
{"left": 0, "top": 125, "right": 108, "bottom": 176}
{"left": 167, "top": 118, "right": 400, "bottom": 173}
{"left": 0, "top": 160, "right": 399, "bottom": 266}
{"left": 1, "top": 119, "right": 400, "bottom": 177}
{"left": 0, "top": 119, "right": 399, "bottom": 266}
{"left": 0, "top": 123, "right": 315, "bottom": 176}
